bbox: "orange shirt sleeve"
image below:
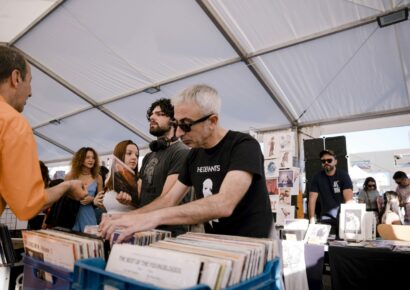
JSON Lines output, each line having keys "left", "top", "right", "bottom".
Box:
{"left": 0, "top": 105, "right": 47, "bottom": 220}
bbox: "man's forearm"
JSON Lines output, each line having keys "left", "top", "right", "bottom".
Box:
{"left": 154, "top": 193, "right": 229, "bottom": 226}
{"left": 43, "top": 181, "right": 72, "bottom": 209}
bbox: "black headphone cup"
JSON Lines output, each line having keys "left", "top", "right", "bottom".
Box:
{"left": 149, "top": 139, "right": 170, "bottom": 152}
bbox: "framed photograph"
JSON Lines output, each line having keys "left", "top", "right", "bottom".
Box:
{"left": 304, "top": 224, "right": 331, "bottom": 245}
{"left": 339, "top": 203, "right": 366, "bottom": 241}
{"left": 278, "top": 169, "right": 294, "bottom": 188}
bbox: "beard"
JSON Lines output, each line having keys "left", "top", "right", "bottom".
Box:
{"left": 323, "top": 165, "right": 334, "bottom": 173}
{"left": 150, "top": 124, "right": 170, "bottom": 137}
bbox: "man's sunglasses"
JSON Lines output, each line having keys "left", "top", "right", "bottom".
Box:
{"left": 321, "top": 158, "right": 333, "bottom": 164}
{"left": 174, "top": 114, "right": 213, "bottom": 133}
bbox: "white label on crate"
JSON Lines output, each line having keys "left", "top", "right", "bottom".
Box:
{"left": 103, "top": 286, "right": 120, "bottom": 290}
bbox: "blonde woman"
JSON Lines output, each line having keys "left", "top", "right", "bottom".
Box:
{"left": 65, "top": 147, "right": 103, "bottom": 231}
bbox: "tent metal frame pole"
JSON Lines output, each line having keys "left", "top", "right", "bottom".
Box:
{"left": 196, "top": 0, "right": 296, "bottom": 126}
{"left": 8, "top": 0, "right": 65, "bottom": 46}
{"left": 99, "top": 57, "right": 240, "bottom": 105}
{"left": 33, "top": 131, "right": 75, "bottom": 155}
{"left": 248, "top": 4, "right": 410, "bottom": 58}
{"left": 20, "top": 51, "right": 153, "bottom": 144}
{"left": 298, "top": 107, "right": 410, "bottom": 129}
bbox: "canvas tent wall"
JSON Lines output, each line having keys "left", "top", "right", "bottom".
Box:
{"left": 0, "top": 0, "right": 409, "bottom": 163}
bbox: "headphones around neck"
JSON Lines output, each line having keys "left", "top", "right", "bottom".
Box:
{"left": 149, "top": 120, "right": 178, "bottom": 152}
{"left": 149, "top": 135, "right": 178, "bottom": 152}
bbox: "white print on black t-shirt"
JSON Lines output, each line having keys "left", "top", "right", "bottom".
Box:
{"left": 333, "top": 180, "right": 341, "bottom": 194}
{"left": 145, "top": 157, "right": 158, "bottom": 184}
{"left": 197, "top": 165, "right": 220, "bottom": 173}
{"left": 202, "top": 178, "right": 219, "bottom": 227}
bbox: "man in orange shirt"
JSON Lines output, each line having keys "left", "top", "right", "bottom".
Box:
{"left": 0, "top": 46, "right": 87, "bottom": 220}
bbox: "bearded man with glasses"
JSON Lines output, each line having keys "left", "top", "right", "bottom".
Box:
{"left": 308, "top": 149, "right": 353, "bottom": 237}
{"left": 100, "top": 84, "right": 272, "bottom": 242}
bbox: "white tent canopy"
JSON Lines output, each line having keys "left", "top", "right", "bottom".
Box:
{"left": 1, "top": 0, "right": 409, "bottom": 163}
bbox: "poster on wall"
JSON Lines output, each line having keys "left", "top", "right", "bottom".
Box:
{"left": 276, "top": 205, "right": 295, "bottom": 226}
{"left": 278, "top": 132, "right": 294, "bottom": 152}
{"left": 278, "top": 169, "right": 294, "bottom": 188}
{"left": 278, "top": 188, "right": 292, "bottom": 205}
{"left": 263, "top": 133, "right": 278, "bottom": 159}
{"left": 279, "top": 151, "right": 293, "bottom": 168}
{"left": 266, "top": 178, "right": 279, "bottom": 195}
{"left": 278, "top": 168, "right": 300, "bottom": 196}
{"left": 290, "top": 167, "right": 300, "bottom": 196}
{"left": 269, "top": 195, "right": 279, "bottom": 213}
{"left": 264, "top": 159, "right": 279, "bottom": 178}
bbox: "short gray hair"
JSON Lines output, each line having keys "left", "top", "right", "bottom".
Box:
{"left": 172, "top": 84, "right": 221, "bottom": 115}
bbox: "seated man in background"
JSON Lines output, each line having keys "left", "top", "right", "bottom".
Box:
{"left": 0, "top": 46, "right": 86, "bottom": 220}
{"left": 100, "top": 84, "right": 272, "bottom": 241}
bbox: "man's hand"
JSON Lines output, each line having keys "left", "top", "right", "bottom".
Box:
{"left": 116, "top": 191, "right": 133, "bottom": 205}
{"left": 80, "top": 195, "right": 94, "bottom": 205}
{"left": 67, "top": 180, "right": 87, "bottom": 200}
{"left": 99, "top": 212, "right": 158, "bottom": 243}
{"left": 309, "top": 217, "right": 316, "bottom": 224}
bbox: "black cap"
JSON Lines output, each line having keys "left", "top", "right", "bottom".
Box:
{"left": 319, "top": 149, "right": 335, "bottom": 158}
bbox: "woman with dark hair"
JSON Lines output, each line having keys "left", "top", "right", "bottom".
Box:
{"left": 94, "top": 140, "right": 139, "bottom": 213}
{"left": 65, "top": 147, "right": 103, "bottom": 231}
{"left": 358, "top": 177, "right": 380, "bottom": 212}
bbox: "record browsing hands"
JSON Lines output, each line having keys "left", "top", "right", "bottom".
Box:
{"left": 99, "top": 212, "right": 158, "bottom": 243}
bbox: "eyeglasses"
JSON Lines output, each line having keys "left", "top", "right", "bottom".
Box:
{"left": 367, "top": 184, "right": 376, "bottom": 189}
{"left": 174, "top": 114, "right": 213, "bottom": 132}
{"left": 321, "top": 158, "right": 333, "bottom": 164}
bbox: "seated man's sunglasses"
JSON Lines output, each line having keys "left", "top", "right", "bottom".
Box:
{"left": 321, "top": 158, "right": 334, "bottom": 164}
{"left": 173, "top": 114, "right": 213, "bottom": 132}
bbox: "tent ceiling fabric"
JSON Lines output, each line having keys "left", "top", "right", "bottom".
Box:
{"left": 1, "top": 0, "right": 409, "bottom": 163}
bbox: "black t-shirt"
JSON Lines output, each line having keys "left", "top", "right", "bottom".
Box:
{"left": 178, "top": 130, "right": 273, "bottom": 238}
{"left": 310, "top": 168, "right": 353, "bottom": 220}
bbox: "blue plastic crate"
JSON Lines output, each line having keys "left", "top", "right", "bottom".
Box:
{"left": 72, "top": 257, "right": 281, "bottom": 290}
{"left": 22, "top": 255, "right": 73, "bottom": 290}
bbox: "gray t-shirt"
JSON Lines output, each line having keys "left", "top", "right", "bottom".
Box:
{"left": 357, "top": 189, "right": 380, "bottom": 211}
{"left": 140, "top": 141, "right": 189, "bottom": 206}
{"left": 139, "top": 141, "right": 190, "bottom": 236}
